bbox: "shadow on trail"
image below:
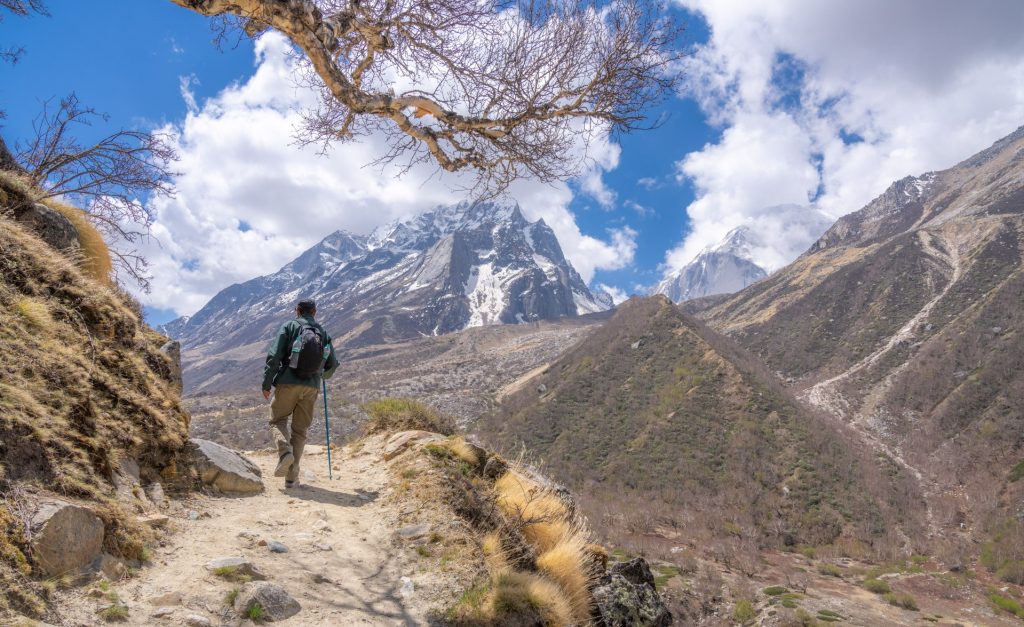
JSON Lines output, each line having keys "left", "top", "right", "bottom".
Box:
{"left": 280, "top": 485, "right": 379, "bottom": 507}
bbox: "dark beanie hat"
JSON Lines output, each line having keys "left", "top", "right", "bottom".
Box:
{"left": 297, "top": 298, "right": 316, "bottom": 313}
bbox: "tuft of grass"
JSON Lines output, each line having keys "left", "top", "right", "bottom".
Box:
{"left": 213, "top": 565, "right": 252, "bottom": 583}
{"left": 763, "top": 585, "right": 789, "bottom": 596}
{"left": 445, "top": 436, "right": 481, "bottom": 467}
{"left": 490, "top": 572, "right": 573, "bottom": 626}
{"left": 416, "top": 545, "right": 432, "bottom": 558}
{"left": 653, "top": 564, "right": 680, "bottom": 590}
{"left": 13, "top": 297, "right": 51, "bottom": 329}
{"left": 494, "top": 471, "right": 570, "bottom": 554}
{"left": 733, "top": 599, "right": 756, "bottom": 623}
{"left": 817, "top": 562, "right": 843, "bottom": 578}
{"left": 247, "top": 602, "right": 265, "bottom": 621}
{"left": 798, "top": 545, "right": 817, "bottom": 559}
{"left": 883, "top": 592, "right": 919, "bottom": 611}
{"left": 45, "top": 200, "right": 112, "bottom": 284}
{"left": 481, "top": 532, "right": 511, "bottom": 577}
{"left": 989, "top": 592, "right": 1024, "bottom": 618}
{"left": 362, "top": 398, "right": 455, "bottom": 435}
{"left": 862, "top": 578, "right": 890, "bottom": 594}
{"left": 535, "top": 534, "right": 595, "bottom": 623}
{"left": 1010, "top": 460, "right": 1024, "bottom": 483}
{"left": 225, "top": 586, "right": 241, "bottom": 606}
{"left": 98, "top": 604, "right": 129, "bottom": 622}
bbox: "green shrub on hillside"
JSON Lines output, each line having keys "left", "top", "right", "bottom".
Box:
{"left": 883, "top": 592, "right": 918, "bottom": 611}
{"left": 989, "top": 592, "right": 1024, "bottom": 618}
{"left": 862, "top": 578, "right": 890, "bottom": 594}
{"left": 362, "top": 398, "right": 456, "bottom": 436}
{"left": 733, "top": 600, "right": 755, "bottom": 623}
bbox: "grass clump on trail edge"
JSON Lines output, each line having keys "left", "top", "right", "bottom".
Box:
{"left": 862, "top": 577, "right": 891, "bottom": 594}
{"left": 378, "top": 408, "right": 603, "bottom": 627}
{"left": 362, "top": 398, "right": 456, "bottom": 436}
{"left": 0, "top": 190, "right": 190, "bottom": 618}
{"left": 883, "top": 591, "right": 919, "bottom": 611}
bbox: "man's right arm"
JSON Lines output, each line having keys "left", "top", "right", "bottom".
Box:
{"left": 262, "top": 322, "right": 292, "bottom": 392}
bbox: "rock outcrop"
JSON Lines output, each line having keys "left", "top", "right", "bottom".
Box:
{"left": 592, "top": 558, "right": 673, "bottom": 627}
{"left": 189, "top": 438, "right": 264, "bottom": 494}
{"left": 30, "top": 500, "right": 104, "bottom": 577}
{"left": 15, "top": 203, "right": 80, "bottom": 253}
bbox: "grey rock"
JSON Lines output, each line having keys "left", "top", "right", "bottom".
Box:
{"left": 97, "top": 553, "right": 128, "bottom": 580}
{"left": 396, "top": 523, "right": 430, "bottom": 541}
{"left": 15, "top": 203, "right": 80, "bottom": 253}
{"left": 536, "top": 383, "right": 547, "bottom": 394}
{"left": 187, "top": 510, "right": 200, "bottom": 521}
{"left": 30, "top": 500, "right": 104, "bottom": 577}
{"left": 204, "top": 557, "right": 267, "bottom": 581}
{"left": 268, "top": 541, "right": 289, "bottom": 553}
{"left": 189, "top": 438, "right": 264, "bottom": 494}
{"left": 151, "top": 607, "right": 175, "bottom": 618}
{"left": 233, "top": 581, "right": 301, "bottom": 622}
{"left": 148, "top": 591, "right": 183, "bottom": 606}
{"left": 382, "top": 430, "right": 445, "bottom": 461}
{"left": 184, "top": 615, "right": 212, "bottom": 627}
{"left": 145, "top": 482, "right": 167, "bottom": 507}
{"left": 593, "top": 558, "right": 672, "bottom": 627}
{"left": 312, "top": 542, "right": 333, "bottom": 552}
{"left": 159, "top": 340, "right": 183, "bottom": 391}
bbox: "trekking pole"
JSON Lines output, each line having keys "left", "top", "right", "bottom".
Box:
{"left": 322, "top": 379, "right": 333, "bottom": 480}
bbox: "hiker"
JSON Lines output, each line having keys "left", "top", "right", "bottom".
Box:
{"left": 262, "top": 298, "right": 339, "bottom": 488}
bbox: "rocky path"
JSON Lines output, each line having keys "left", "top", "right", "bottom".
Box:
{"left": 59, "top": 444, "right": 429, "bottom": 626}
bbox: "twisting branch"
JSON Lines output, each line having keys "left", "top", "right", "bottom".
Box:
{"left": 0, "top": 0, "right": 48, "bottom": 64}
{"left": 170, "top": 0, "right": 682, "bottom": 194}
{"left": 16, "top": 94, "right": 179, "bottom": 289}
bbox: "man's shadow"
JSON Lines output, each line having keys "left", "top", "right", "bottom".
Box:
{"left": 280, "top": 485, "right": 379, "bottom": 508}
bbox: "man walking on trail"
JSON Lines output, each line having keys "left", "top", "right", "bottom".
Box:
{"left": 262, "top": 299, "right": 339, "bottom": 488}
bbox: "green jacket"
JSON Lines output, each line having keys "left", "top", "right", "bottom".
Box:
{"left": 262, "top": 315, "right": 339, "bottom": 391}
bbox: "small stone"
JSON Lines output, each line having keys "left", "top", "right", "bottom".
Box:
{"left": 238, "top": 530, "right": 260, "bottom": 540}
{"left": 149, "top": 591, "right": 183, "bottom": 606}
{"left": 309, "top": 572, "right": 333, "bottom": 584}
{"left": 151, "top": 607, "right": 175, "bottom": 618}
{"left": 382, "top": 430, "right": 445, "bottom": 461}
{"left": 146, "top": 482, "right": 167, "bottom": 507}
{"left": 139, "top": 513, "right": 170, "bottom": 528}
{"left": 98, "top": 553, "right": 128, "bottom": 580}
{"left": 184, "top": 615, "right": 212, "bottom": 627}
{"left": 187, "top": 510, "right": 200, "bottom": 521}
{"left": 400, "top": 577, "right": 414, "bottom": 599}
{"left": 312, "top": 542, "right": 333, "bottom": 552}
{"left": 268, "top": 541, "right": 289, "bottom": 553}
{"left": 397, "top": 523, "right": 430, "bottom": 541}
{"left": 233, "top": 582, "right": 301, "bottom": 622}
{"left": 312, "top": 519, "right": 332, "bottom": 533}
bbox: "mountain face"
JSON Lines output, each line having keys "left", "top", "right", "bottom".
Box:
{"left": 698, "top": 126, "right": 1024, "bottom": 559}
{"left": 163, "top": 201, "right": 609, "bottom": 389}
{"left": 655, "top": 207, "right": 832, "bottom": 303}
{"left": 477, "top": 296, "right": 923, "bottom": 550}
{"left": 654, "top": 226, "right": 769, "bottom": 302}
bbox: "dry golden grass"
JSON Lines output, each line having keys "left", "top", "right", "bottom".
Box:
{"left": 362, "top": 398, "right": 456, "bottom": 436}
{"left": 445, "top": 436, "right": 481, "bottom": 467}
{"left": 0, "top": 212, "right": 188, "bottom": 618}
{"left": 45, "top": 200, "right": 113, "bottom": 284}
{"left": 482, "top": 531, "right": 511, "bottom": 577}
{"left": 490, "top": 572, "right": 574, "bottom": 626}
{"left": 536, "top": 532, "right": 595, "bottom": 623}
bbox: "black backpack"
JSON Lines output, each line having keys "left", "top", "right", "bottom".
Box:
{"left": 288, "top": 323, "right": 325, "bottom": 379}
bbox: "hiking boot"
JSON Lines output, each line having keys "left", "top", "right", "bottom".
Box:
{"left": 274, "top": 452, "right": 294, "bottom": 478}
{"left": 285, "top": 480, "right": 299, "bottom": 489}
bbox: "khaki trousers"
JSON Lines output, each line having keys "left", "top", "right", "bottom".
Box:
{"left": 269, "top": 384, "right": 318, "bottom": 482}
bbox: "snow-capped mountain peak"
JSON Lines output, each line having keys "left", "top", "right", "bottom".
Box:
{"left": 163, "top": 201, "right": 609, "bottom": 351}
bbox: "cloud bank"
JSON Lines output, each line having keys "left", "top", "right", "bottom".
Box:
{"left": 138, "top": 34, "right": 634, "bottom": 316}
{"left": 666, "top": 0, "right": 1024, "bottom": 273}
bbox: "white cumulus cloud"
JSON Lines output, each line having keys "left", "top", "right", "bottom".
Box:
{"left": 664, "top": 0, "right": 1024, "bottom": 275}
{"left": 136, "top": 33, "right": 634, "bottom": 316}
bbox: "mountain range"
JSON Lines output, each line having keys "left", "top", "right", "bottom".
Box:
{"left": 162, "top": 200, "right": 610, "bottom": 394}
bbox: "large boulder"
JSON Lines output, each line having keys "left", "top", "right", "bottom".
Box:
{"left": 189, "top": 438, "right": 264, "bottom": 494}
{"left": 30, "top": 500, "right": 104, "bottom": 577}
{"left": 233, "top": 581, "right": 301, "bottom": 622}
{"left": 16, "top": 203, "right": 80, "bottom": 253}
{"left": 592, "top": 558, "right": 672, "bottom": 627}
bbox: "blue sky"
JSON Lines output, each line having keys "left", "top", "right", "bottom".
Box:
{"left": 4, "top": 1, "right": 1024, "bottom": 325}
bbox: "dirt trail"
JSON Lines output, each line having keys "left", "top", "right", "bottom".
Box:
{"left": 60, "top": 442, "right": 432, "bottom": 626}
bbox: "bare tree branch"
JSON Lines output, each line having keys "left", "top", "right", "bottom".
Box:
{"left": 170, "top": 0, "right": 683, "bottom": 194}
{"left": 0, "top": 0, "right": 48, "bottom": 65}
{"left": 15, "top": 94, "right": 179, "bottom": 290}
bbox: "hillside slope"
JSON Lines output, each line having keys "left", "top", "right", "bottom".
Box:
{"left": 699, "top": 126, "right": 1024, "bottom": 563}
{"left": 0, "top": 186, "right": 190, "bottom": 618}
{"left": 477, "top": 297, "right": 924, "bottom": 553}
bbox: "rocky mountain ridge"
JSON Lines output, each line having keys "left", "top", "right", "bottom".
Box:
{"left": 162, "top": 200, "right": 610, "bottom": 356}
